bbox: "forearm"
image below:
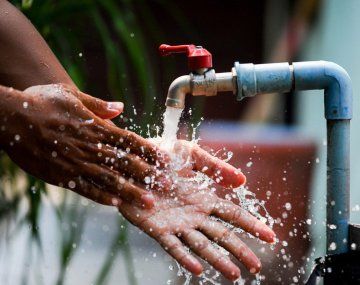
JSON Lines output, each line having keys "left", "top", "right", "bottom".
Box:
{"left": 0, "top": 0, "right": 74, "bottom": 89}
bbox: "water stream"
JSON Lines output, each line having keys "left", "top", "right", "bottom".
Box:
{"left": 160, "top": 106, "right": 183, "bottom": 150}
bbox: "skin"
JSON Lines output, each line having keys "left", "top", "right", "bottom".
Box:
{"left": 0, "top": 84, "right": 164, "bottom": 207}
{"left": 0, "top": 1, "right": 276, "bottom": 281}
{"left": 0, "top": 0, "right": 74, "bottom": 89}
{"left": 119, "top": 141, "right": 275, "bottom": 281}
{"left": 0, "top": 83, "right": 247, "bottom": 208}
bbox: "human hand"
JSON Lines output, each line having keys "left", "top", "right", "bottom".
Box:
{"left": 119, "top": 143, "right": 275, "bottom": 281}
{"left": 0, "top": 84, "right": 167, "bottom": 208}
{"left": 171, "top": 140, "right": 246, "bottom": 188}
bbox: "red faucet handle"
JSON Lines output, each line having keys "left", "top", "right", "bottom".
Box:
{"left": 159, "top": 44, "right": 213, "bottom": 70}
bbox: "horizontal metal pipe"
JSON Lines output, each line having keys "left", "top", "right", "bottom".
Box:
{"left": 234, "top": 62, "right": 293, "bottom": 100}
{"left": 215, "top": 72, "right": 235, "bottom": 92}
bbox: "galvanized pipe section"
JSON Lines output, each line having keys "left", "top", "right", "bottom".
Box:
{"left": 215, "top": 71, "right": 236, "bottom": 92}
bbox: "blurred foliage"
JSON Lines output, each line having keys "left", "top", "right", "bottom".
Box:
{"left": 0, "top": 0, "right": 197, "bottom": 284}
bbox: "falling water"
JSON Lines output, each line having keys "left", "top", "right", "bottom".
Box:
{"left": 160, "top": 106, "right": 183, "bottom": 150}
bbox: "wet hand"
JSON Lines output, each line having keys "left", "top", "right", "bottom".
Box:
{"left": 119, "top": 168, "right": 275, "bottom": 281}
{"left": 0, "top": 84, "right": 167, "bottom": 208}
{"left": 173, "top": 140, "right": 247, "bottom": 188}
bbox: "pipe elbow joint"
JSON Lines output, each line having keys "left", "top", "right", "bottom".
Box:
{"left": 165, "top": 75, "right": 191, "bottom": 109}
{"left": 293, "top": 61, "right": 353, "bottom": 120}
{"left": 323, "top": 61, "right": 352, "bottom": 120}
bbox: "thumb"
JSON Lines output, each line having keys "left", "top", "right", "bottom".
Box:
{"left": 78, "top": 91, "right": 124, "bottom": 119}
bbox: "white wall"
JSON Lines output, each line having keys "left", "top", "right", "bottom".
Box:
{"left": 297, "top": 0, "right": 360, "bottom": 255}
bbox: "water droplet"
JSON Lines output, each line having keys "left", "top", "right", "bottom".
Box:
{"left": 328, "top": 242, "right": 337, "bottom": 251}
{"left": 144, "top": 176, "right": 151, "bottom": 184}
{"left": 285, "top": 202, "right": 292, "bottom": 211}
{"left": 328, "top": 224, "right": 337, "bottom": 230}
{"left": 68, "top": 180, "right": 76, "bottom": 189}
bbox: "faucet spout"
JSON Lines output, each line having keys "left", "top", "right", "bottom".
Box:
{"left": 165, "top": 75, "right": 191, "bottom": 109}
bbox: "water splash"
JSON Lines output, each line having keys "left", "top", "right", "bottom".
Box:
{"left": 158, "top": 107, "right": 275, "bottom": 285}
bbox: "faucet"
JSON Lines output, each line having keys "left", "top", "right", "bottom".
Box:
{"left": 159, "top": 44, "right": 356, "bottom": 268}
{"left": 159, "top": 44, "right": 236, "bottom": 109}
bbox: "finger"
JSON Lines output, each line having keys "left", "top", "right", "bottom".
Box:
{"left": 71, "top": 177, "right": 122, "bottom": 206}
{"left": 80, "top": 143, "right": 155, "bottom": 180}
{"left": 212, "top": 200, "right": 276, "bottom": 243}
{"left": 82, "top": 162, "right": 155, "bottom": 208}
{"left": 191, "top": 144, "right": 246, "bottom": 188}
{"left": 96, "top": 124, "right": 169, "bottom": 166}
{"left": 158, "top": 234, "right": 203, "bottom": 276}
{"left": 181, "top": 230, "right": 241, "bottom": 281}
{"left": 79, "top": 144, "right": 171, "bottom": 191}
{"left": 199, "top": 219, "right": 261, "bottom": 274}
{"left": 76, "top": 91, "right": 124, "bottom": 120}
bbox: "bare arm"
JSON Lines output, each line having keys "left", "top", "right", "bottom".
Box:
{"left": 0, "top": 0, "right": 74, "bottom": 89}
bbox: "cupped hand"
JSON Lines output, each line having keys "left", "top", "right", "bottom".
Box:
{"left": 0, "top": 84, "right": 167, "bottom": 208}
{"left": 119, "top": 146, "right": 275, "bottom": 281}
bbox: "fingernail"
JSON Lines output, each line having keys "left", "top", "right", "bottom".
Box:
{"left": 108, "top": 102, "right": 124, "bottom": 111}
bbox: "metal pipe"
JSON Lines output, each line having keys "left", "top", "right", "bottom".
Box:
{"left": 235, "top": 62, "right": 293, "bottom": 100}
{"left": 235, "top": 60, "right": 352, "bottom": 255}
{"left": 215, "top": 72, "right": 236, "bottom": 92}
{"left": 326, "top": 119, "right": 350, "bottom": 254}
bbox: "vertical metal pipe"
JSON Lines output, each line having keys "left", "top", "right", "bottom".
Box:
{"left": 326, "top": 119, "right": 350, "bottom": 254}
